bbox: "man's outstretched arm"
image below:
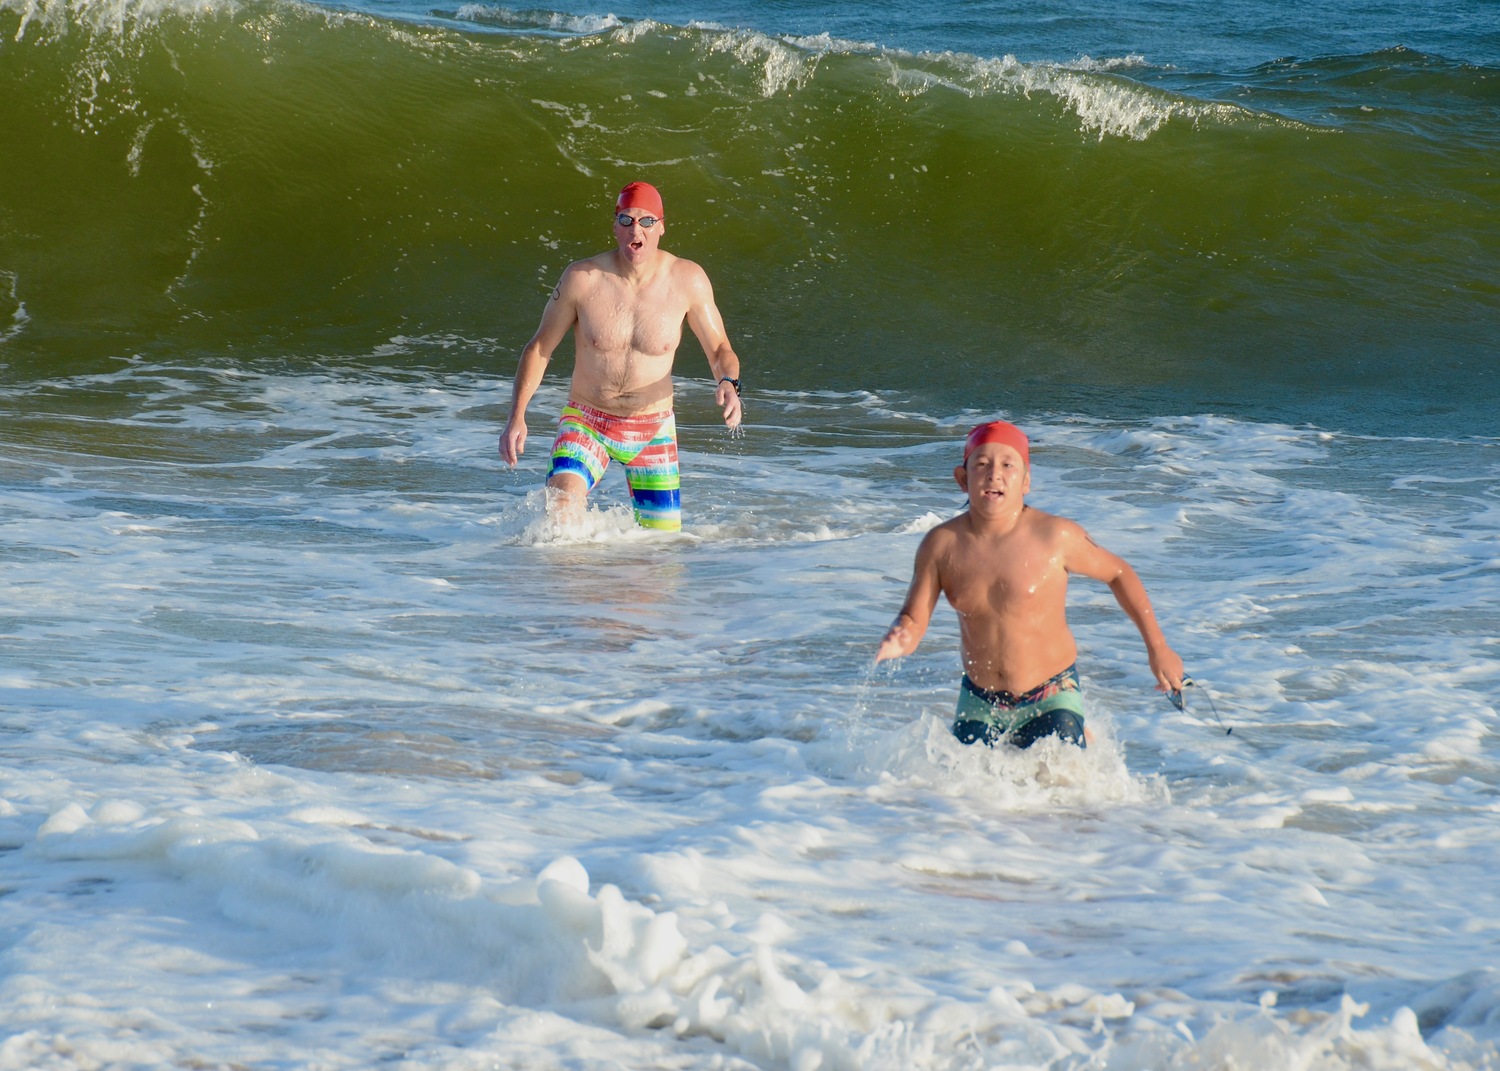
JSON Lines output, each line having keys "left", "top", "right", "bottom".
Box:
{"left": 683, "top": 264, "right": 743, "bottom": 429}
{"left": 500, "top": 273, "right": 580, "bottom": 465}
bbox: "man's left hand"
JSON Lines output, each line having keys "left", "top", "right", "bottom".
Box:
{"left": 716, "top": 380, "right": 743, "bottom": 429}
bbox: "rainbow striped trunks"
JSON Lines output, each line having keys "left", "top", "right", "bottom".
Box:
{"left": 547, "top": 401, "right": 682, "bottom": 531}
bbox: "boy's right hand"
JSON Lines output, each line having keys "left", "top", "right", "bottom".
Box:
{"left": 1147, "top": 644, "right": 1186, "bottom": 695}
{"left": 876, "top": 620, "right": 915, "bottom": 663}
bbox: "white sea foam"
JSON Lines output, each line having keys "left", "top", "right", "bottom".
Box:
{"left": 0, "top": 272, "right": 29, "bottom": 344}
{"left": 700, "top": 27, "right": 824, "bottom": 97}
{"left": 674, "top": 21, "right": 1255, "bottom": 140}
{"left": 454, "top": 4, "right": 623, "bottom": 35}
{"left": 931, "top": 52, "right": 1252, "bottom": 140}
{"left": 2, "top": 0, "right": 238, "bottom": 39}
{"left": 1, "top": 363, "right": 1498, "bottom": 1069}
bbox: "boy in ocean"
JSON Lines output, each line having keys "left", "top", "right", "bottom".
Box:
{"left": 876, "top": 421, "right": 1184, "bottom": 748}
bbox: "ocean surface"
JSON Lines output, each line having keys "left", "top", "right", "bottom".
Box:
{"left": 2, "top": 0, "right": 1499, "bottom": 1067}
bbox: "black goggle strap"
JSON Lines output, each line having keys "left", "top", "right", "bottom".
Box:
{"left": 1166, "top": 675, "right": 1233, "bottom": 736}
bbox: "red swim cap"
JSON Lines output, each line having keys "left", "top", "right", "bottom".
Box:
{"left": 963, "top": 421, "right": 1029, "bottom": 467}
{"left": 615, "top": 181, "right": 664, "bottom": 218}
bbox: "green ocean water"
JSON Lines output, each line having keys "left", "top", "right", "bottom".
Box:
{"left": 2, "top": 0, "right": 1497, "bottom": 434}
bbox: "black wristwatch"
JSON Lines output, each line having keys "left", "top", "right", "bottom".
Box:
{"left": 719, "top": 376, "right": 741, "bottom": 395}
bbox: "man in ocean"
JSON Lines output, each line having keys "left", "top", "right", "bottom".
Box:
{"left": 875, "top": 420, "right": 1185, "bottom": 748}
{"left": 498, "top": 181, "right": 744, "bottom": 531}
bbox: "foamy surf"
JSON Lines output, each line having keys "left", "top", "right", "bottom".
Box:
{"left": 2, "top": 357, "right": 1498, "bottom": 1068}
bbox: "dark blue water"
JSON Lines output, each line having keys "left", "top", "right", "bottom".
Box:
{"left": 397, "top": 0, "right": 1500, "bottom": 67}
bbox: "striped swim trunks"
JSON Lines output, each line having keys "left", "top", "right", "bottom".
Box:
{"left": 546, "top": 401, "right": 682, "bottom": 531}
{"left": 952, "top": 664, "right": 1087, "bottom": 749}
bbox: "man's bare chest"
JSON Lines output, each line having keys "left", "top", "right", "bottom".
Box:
{"left": 577, "top": 290, "right": 687, "bottom": 358}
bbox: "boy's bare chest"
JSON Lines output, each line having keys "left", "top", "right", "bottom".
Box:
{"left": 943, "top": 539, "right": 1067, "bottom": 614}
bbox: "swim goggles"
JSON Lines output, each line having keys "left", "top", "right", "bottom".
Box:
{"left": 1166, "top": 677, "right": 1196, "bottom": 712}
{"left": 1166, "top": 676, "right": 1233, "bottom": 735}
{"left": 615, "top": 213, "right": 660, "bottom": 229}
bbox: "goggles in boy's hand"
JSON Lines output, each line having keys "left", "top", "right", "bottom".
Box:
{"left": 1165, "top": 676, "right": 1233, "bottom": 735}
{"left": 1166, "top": 677, "right": 1196, "bottom": 712}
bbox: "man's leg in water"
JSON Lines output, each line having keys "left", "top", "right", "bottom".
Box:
{"left": 546, "top": 405, "right": 611, "bottom": 525}
{"left": 623, "top": 414, "right": 681, "bottom": 531}
{"left": 545, "top": 470, "right": 590, "bottom": 525}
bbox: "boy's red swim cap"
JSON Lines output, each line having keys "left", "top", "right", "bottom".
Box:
{"left": 615, "top": 181, "right": 664, "bottom": 218}
{"left": 963, "top": 421, "right": 1029, "bottom": 467}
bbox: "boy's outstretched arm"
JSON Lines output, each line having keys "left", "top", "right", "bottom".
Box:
{"left": 1062, "top": 523, "right": 1185, "bottom": 692}
{"left": 876, "top": 533, "right": 943, "bottom": 662}
{"left": 1107, "top": 562, "right": 1186, "bottom": 693}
